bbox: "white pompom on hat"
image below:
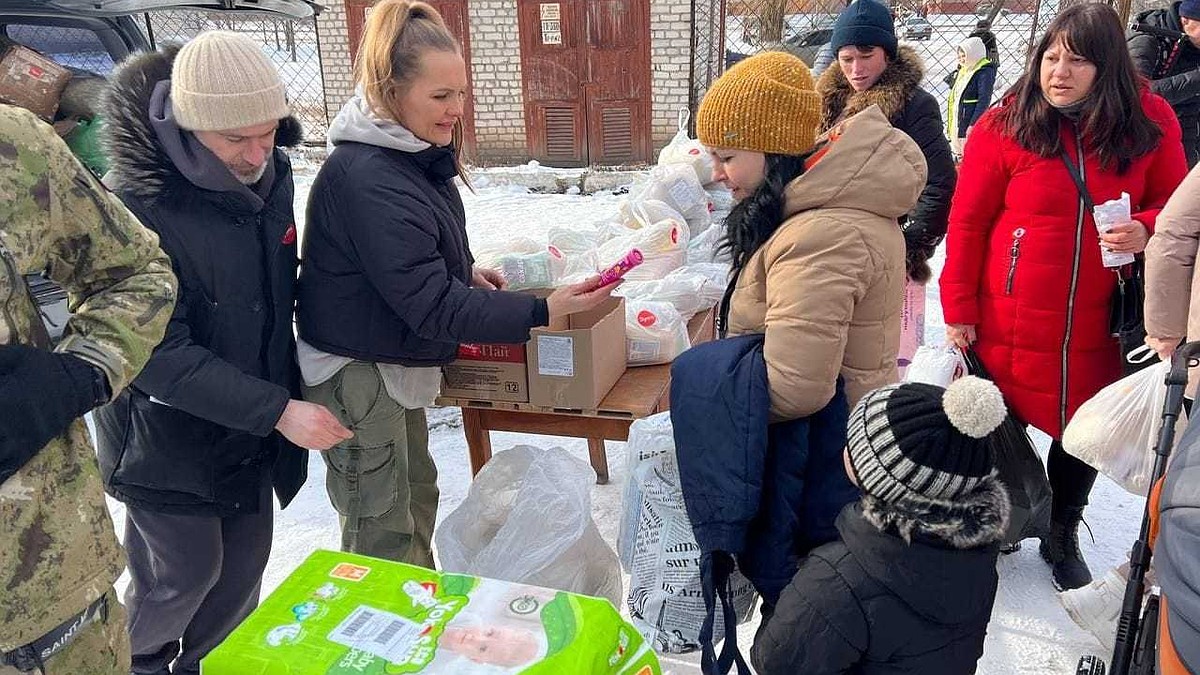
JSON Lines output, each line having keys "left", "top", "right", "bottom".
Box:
{"left": 170, "top": 30, "right": 289, "bottom": 132}
{"left": 847, "top": 376, "right": 1008, "bottom": 505}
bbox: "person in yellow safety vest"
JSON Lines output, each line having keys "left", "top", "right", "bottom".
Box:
{"left": 946, "top": 36, "right": 997, "bottom": 157}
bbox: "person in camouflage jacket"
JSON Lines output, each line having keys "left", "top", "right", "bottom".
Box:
{"left": 0, "top": 103, "right": 176, "bottom": 674}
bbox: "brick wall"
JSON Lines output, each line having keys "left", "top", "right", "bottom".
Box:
{"left": 466, "top": 0, "right": 528, "bottom": 164}
{"left": 650, "top": 0, "right": 696, "bottom": 153}
{"left": 312, "top": 0, "right": 694, "bottom": 164}
{"left": 316, "top": 2, "right": 356, "bottom": 130}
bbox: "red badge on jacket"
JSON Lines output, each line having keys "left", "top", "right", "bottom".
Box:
{"left": 281, "top": 224, "right": 297, "bottom": 245}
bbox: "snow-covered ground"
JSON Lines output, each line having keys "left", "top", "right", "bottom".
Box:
{"left": 99, "top": 160, "right": 1148, "bottom": 674}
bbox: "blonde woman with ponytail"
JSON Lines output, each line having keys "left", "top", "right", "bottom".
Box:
{"left": 295, "top": 0, "right": 615, "bottom": 566}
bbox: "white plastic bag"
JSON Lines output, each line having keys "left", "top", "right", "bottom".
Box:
{"left": 656, "top": 108, "right": 716, "bottom": 186}
{"left": 625, "top": 300, "right": 691, "bottom": 366}
{"left": 615, "top": 266, "right": 726, "bottom": 320}
{"left": 596, "top": 217, "right": 689, "bottom": 282}
{"left": 617, "top": 164, "right": 712, "bottom": 238}
{"left": 1063, "top": 360, "right": 1187, "bottom": 495}
{"left": 547, "top": 225, "right": 600, "bottom": 254}
{"left": 435, "top": 445, "right": 623, "bottom": 606}
{"left": 687, "top": 221, "right": 726, "bottom": 265}
{"left": 618, "top": 413, "right": 757, "bottom": 653}
{"left": 904, "top": 344, "right": 967, "bottom": 388}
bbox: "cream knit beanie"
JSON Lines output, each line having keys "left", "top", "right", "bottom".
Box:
{"left": 170, "top": 31, "right": 289, "bottom": 132}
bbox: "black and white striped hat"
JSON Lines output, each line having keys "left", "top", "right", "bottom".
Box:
{"left": 847, "top": 376, "right": 1007, "bottom": 504}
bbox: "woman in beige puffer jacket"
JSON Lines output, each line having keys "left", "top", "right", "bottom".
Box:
{"left": 697, "top": 51, "right": 927, "bottom": 421}
{"left": 1145, "top": 164, "right": 1200, "bottom": 386}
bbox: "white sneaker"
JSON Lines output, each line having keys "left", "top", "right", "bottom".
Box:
{"left": 1060, "top": 568, "right": 1125, "bottom": 645}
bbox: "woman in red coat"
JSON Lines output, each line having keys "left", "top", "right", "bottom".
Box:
{"left": 940, "top": 3, "right": 1188, "bottom": 591}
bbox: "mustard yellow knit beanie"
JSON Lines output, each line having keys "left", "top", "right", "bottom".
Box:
{"left": 696, "top": 51, "right": 821, "bottom": 156}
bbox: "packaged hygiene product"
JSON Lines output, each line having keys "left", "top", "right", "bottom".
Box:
{"left": 201, "top": 549, "right": 661, "bottom": 675}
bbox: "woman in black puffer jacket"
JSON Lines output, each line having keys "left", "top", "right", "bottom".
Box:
{"left": 297, "top": 0, "right": 614, "bottom": 567}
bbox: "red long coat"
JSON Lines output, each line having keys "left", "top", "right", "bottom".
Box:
{"left": 940, "top": 90, "right": 1187, "bottom": 439}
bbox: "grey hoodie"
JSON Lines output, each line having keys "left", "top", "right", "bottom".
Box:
{"left": 326, "top": 91, "right": 431, "bottom": 154}
{"left": 147, "top": 80, "right": 275, "bottom": 213}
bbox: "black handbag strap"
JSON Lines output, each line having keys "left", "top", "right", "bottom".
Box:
{"left": 717, "top": 267, "right": 742, "bottom": 339}
{"left": 1060, "top": 150, "right": 1095, "bottom": 212}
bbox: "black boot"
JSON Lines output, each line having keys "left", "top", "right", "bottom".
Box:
{"left": 1039, "top": 507, "right": 1093, "bottom": 591}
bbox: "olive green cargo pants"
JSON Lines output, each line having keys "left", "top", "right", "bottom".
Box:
{"left": 303, "top": 361, "right": 438, "bottom": 567}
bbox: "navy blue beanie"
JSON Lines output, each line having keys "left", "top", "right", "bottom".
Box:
{"left": 1181, "top": 0, "right": 1200, "bottom": 21}
{"left": 830, "top": 0, "right": 898, "bottom": 59}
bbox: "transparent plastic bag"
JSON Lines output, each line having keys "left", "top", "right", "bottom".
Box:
{"left": 656, "top": 108, "right": 716, "bottom": 187}
{"left": 1063, "top": 360, "right": 1186, "bottom": 495}
{"left": 625, "top": 300, "right": 691, "bottom": 366}
{"left": 618, "top": 413, "right": 757, "bottom": 653}
{"left": 435, "top": 445, "right": 623, "bottom": 606}
{"left": 904, "top": 344, "right": 967, "bottom": 388}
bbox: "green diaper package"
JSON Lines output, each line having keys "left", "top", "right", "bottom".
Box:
{"left": 201, "top": 550, "right": 661, "bottom": 675}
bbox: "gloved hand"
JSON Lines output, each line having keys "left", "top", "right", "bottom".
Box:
{"left": 902, "top": 226, "right": 942, "bottom": 285}
{"left": 0, "top": 344, "right": 108, "bottom": 483}
{"left": 906, "top": 245, "right": 934, "bottom": 284}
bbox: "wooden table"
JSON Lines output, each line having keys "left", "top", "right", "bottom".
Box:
{"left": 436, "top": 307, "right": 716, "bottom": 484}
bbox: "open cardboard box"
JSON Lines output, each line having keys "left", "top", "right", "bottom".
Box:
{"left": 441, "top": 342, "right": 529, "bottom": 403}
{"left": 527, "top": 296, "right": 626, "bottom": 409}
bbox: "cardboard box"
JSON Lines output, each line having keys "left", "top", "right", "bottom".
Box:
{"left": 201, "top": 549, "right": 662, "bottom": 675}
{"left": 528, "top": 297, "right": 626, "bottom": 409}
{"left": 0, "top": 45, "right": 70, "bottom": 121}
{"left": 441, "top": 342, "right": 529, "bottom": 403}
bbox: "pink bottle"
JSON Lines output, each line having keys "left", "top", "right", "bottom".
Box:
{"left": 597, "top": 249, "right": 644, "bottom": 286}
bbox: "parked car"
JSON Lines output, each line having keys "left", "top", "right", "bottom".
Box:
{"left": 783, "top": 21, "right": 834, "bottom": 66}
{"left": 902, "top": 15, "right": 932, "bottom": 40}
{"left": 0, "top": 0, "right": 319, "bottom": 341}
{"left": 726, "top": 18, "right": 834, "bottom": 70}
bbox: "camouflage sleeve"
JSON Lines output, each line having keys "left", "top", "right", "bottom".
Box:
{"left": 0, "top": 106, "right": 176, "bottom": 396}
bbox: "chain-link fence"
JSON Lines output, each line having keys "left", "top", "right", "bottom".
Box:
{"left": 145, "top": 12, "right": 328, "bottom": 141}
{"left": 689, "top": 0, "right": 1164, "bottom": 125}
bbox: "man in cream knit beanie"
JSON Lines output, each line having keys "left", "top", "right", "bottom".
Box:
{"left": 171, "top": 30, "right": 289, "bottom": 133}
{"left": 98, "top": 29, "right": 352, "bottom": 675}
{"left": 169, "top": 30, "right": 290, "bottom": 185}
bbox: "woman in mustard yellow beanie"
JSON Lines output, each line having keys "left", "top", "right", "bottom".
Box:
{"left": 698, "top": 51, "right": 928, "bottom": 420}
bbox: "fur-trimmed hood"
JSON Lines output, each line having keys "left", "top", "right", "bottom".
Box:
{"left": 860, "top": 473, "right": 1010, "bottom": 549}
{"left": 816, "top": 45, "right": 926, "bottom": 133}
{"left": 102, "top": 45, "right": 303, "bottom": 200}
{"left": 837, "top": 477, "right": 1008, "bottom": 625}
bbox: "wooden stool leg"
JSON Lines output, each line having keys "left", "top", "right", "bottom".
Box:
{"left": 588, "top": 438, "right": 609, "bottom": 485}
{"left": 461, "top": 408, "right": 493, "bottom": 477}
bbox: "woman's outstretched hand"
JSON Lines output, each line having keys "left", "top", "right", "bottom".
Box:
{"left": 546, "top": 276, "right": 620, "bottom": 320}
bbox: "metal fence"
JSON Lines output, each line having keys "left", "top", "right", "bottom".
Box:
{"left": 145, "top": 11, "right": 328, "bottom": 141}
{"left": 689, "top": 0, "right": 1169, "bottom": 124}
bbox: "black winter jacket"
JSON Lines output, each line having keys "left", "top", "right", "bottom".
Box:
{"left": 752, "top": 481, "right": 1009, "bottom": 675}
{"left": 817, "top": 46, "right": 957, "bottom": 283}
{"left": 94, "top": 47, "right": 306, "bottom": 517}
{"left": 297, "top": 141, "right": 547, "bottom": 365}
{"left": 1129, "top": 3, "right": 1200, "bottom": 167}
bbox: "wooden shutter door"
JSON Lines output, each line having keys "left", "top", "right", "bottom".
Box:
{"left": 583, "top": 0, "right": 651, "bottom": 164}
{"left": 518, "top": 0, "right": 587, "bottom": 166}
